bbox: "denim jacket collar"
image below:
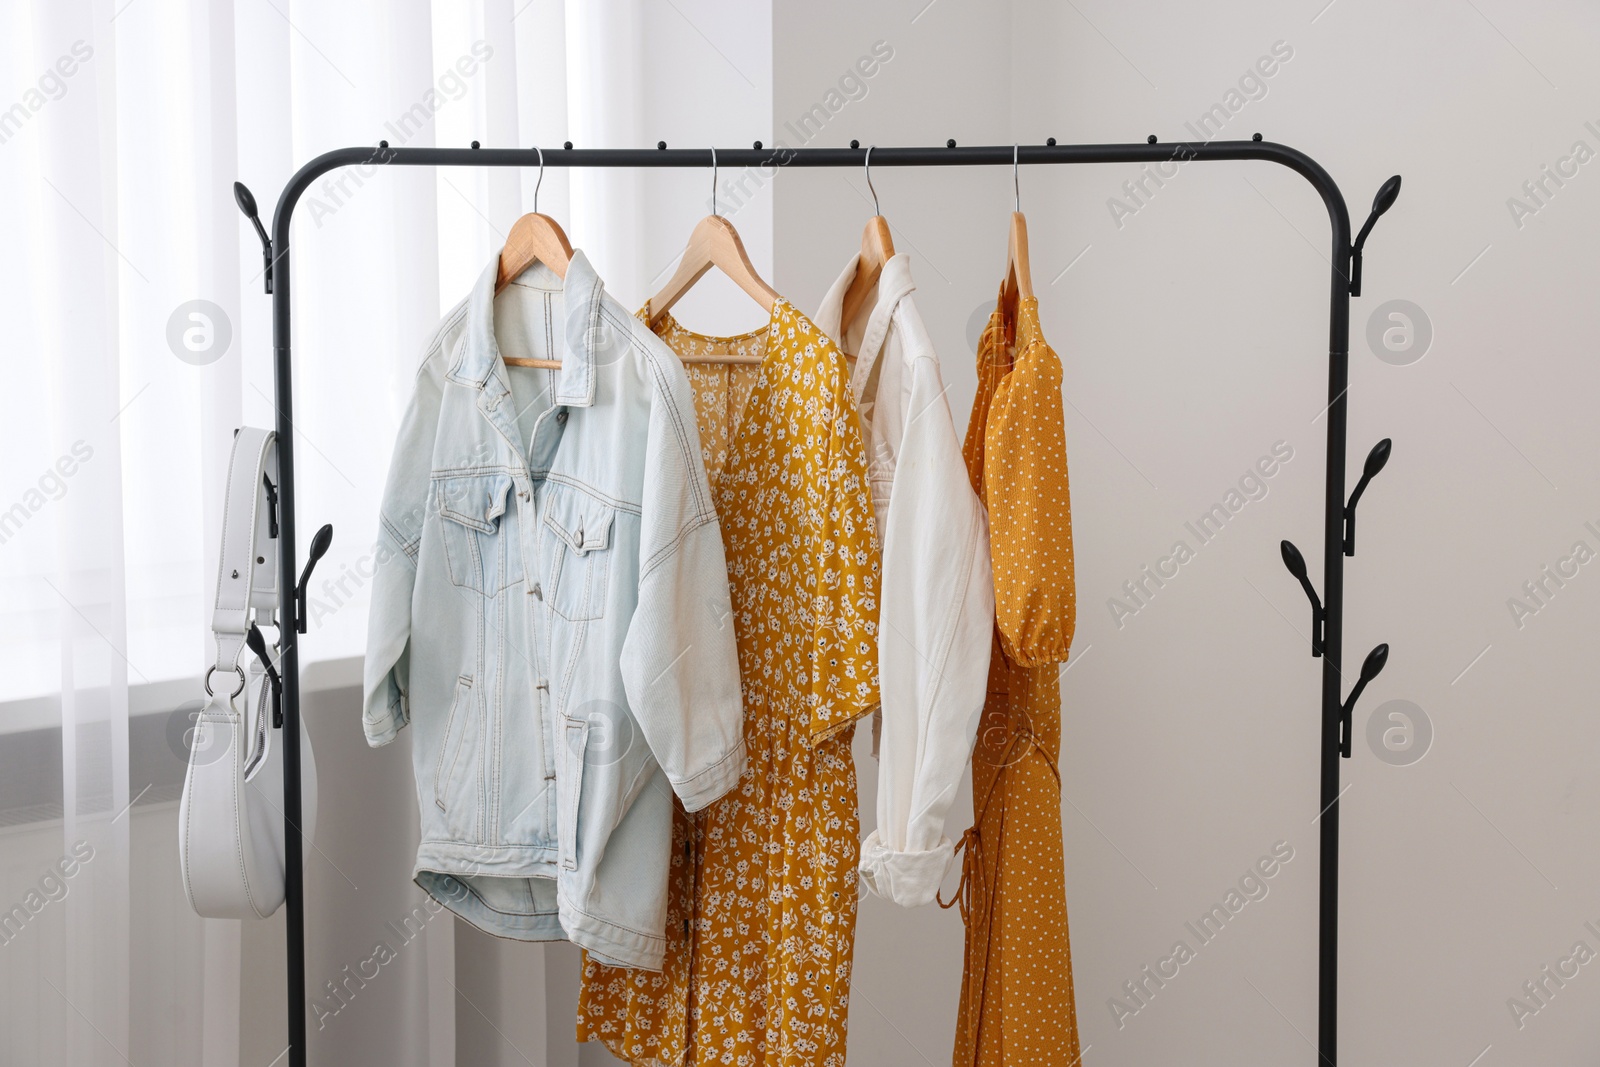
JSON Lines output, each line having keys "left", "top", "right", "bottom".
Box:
{"left": 455, "top": 248, "right": 605, "bottom": 408}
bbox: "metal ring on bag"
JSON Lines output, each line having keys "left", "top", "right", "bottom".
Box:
{"left": 204, "top": 665, "right": 248, "bottom": 699}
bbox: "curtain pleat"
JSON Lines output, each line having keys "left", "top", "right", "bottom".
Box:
{"left": 0, "top": 0, "right": 746, "bottom": 1062}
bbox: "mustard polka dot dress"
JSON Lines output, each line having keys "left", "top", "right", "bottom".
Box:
{"left": 940, "top": 290, "right": 1080, "bottom": 1066}
{"left": 576, "top": 299, "right": 882, "bottom": 1067}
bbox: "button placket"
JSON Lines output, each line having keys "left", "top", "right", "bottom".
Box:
{"left": 522, "top": 478, "right": 545, "bottom": 601}
{"left": 537, "top": 679, "right": 555, "bottom": 780}
{"left": 514, "top": 473, "right": 539, "bottom": 594}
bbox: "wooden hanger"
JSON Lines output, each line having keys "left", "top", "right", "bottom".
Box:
{"left": 647, "top": 215, "right": 778, "bottom": 328}
{"left": 839, "top": 146, "right": 896, "bottom": 331}
{"left": 999, "top": 147, "right": 1034, "bottom": 308}
{"left": 497, "top": 149, "right": 572, "bottom": 369}
{"left": 1000, "top": 211, "right": 1034, "bottom": 306}
{"left": 495, "top": 212, "right": 573, "bottom": 292}
{"left": 646, "top": 149, "right": 774, "bottom": 365}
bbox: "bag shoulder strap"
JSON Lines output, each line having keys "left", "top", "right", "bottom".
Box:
{"left": 211, "top": 428, "right": 278, "bottom": 678}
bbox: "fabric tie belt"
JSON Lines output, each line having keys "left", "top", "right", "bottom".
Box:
{"left": 937, "top": 712, "right": 1060, "bottom": 922}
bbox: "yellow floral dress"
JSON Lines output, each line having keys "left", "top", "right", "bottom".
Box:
{"left": 941, "top": 289, "right": 1080, "bottom": 1066}
{"left": 577, "top": 299, "right": 881, "bottom": 1067}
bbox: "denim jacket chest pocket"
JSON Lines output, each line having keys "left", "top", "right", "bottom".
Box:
{"left": 435, "top": 472, "right": 522, "bottom": 595}
{"left": 540, "top": 487, "right": 616, "bottom": 622}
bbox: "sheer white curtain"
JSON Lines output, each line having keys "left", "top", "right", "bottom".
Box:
{"left": 0, "top": 0, "right": 769, "bottom": 1063}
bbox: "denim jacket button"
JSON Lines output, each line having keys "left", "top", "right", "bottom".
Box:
{"left": 556, "top": 410, "right": 568, "bottom": 424}
{"left": 531, "top": 583, "right": 543, "bottom": 600}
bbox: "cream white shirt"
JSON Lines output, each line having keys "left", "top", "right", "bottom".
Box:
{"left": 814, "top": 253, "right": 994, "bottom": 907}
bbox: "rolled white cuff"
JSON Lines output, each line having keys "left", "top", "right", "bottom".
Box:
{"left": 858, "top": 830, "right": 955, "bottom": 908}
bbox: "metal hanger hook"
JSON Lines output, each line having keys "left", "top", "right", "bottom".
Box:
{"left": 865, "top": 145, "right": 879, "bottom": 216}
{"left": 711, "top": 145, "right": 718, "bottom": 216}
{"left": 533, "top": 146, "right": 544, "bottom": 213}
{"left": 1013, "top": 143, "right": 1021, "bottom": 212}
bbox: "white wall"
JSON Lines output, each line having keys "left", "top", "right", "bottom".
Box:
{"left": 776, "top": 1, "right": 1600, "bottom": 1064}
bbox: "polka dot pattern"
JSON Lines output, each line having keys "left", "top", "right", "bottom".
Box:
{"left": 576, "top": 299, "right": 882, "bottom": 1067}
{"left": 940, "top": 290, "right": 1080, "bottom": 1066}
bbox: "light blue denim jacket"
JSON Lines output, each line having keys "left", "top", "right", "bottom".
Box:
{"left": 363, "top": 251, "right": 745, "bottom": 970}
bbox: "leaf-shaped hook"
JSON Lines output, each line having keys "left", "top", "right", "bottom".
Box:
{"left": 234, "top": 181, "right": 273, "bottom": 293}
{"left": 1340, "top": 643, "right": 1390, "bottom": 756}
{"left": 1280, "top": 539, "right": 1325, "bottom": 657}
{"left": 1350, "top": 174, "right": 1402, "bottom": 297}
{"left": 294, "top": 524, "right": 334, "bottom": 634}
{"left": 1344, "top": 438, "right": 1392, "bottom": 556}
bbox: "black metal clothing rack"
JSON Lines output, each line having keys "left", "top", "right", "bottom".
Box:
{"left": 235, "top": 138, "right": 1398, "bottom": 1067}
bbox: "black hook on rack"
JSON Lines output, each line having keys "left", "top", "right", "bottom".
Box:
{"left": 1343, "top": 438, "right": 1391, "bottom": 555}
{"left": 1339, "top": 643, "right": 1389, "bottom": 756}
{"left": 245, "top": 622, "right": 284, "bottom": 727}
{"left": 1349, "top": 175, "right": 1401, "bottom": 297}
{"left": 234, "top": 182, "right": 273, "bottom": 294}
{"left": 1280, "top": 539, "right": 1325, "bottom": 657}
{"left": 294, "top": 524, "right": 334, "bottom": 635}
{"left": 263, "top": 473, "right": 280, "bottom": 538}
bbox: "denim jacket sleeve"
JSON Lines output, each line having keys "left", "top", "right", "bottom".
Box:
{"left": 618, "top": 357, "right": 745, "bottom": 812}
{"left": 362, "top": 340, "right": 447, "bottom": 746}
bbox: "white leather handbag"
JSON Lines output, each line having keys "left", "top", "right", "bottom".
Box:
{"left": 180, "top": 427, "right": 318, "bottom": 919}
